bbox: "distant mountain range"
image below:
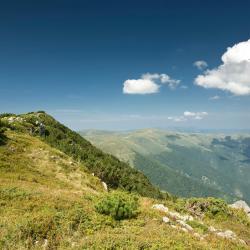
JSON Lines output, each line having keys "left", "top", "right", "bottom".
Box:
{"left": 80, "top": 129, "right": 250, "bottom": 203}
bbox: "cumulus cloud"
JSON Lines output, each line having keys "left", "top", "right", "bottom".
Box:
{"left": 168, "top": 111, "right": 208, "bottom": 122}
{"left": 193, "top": 60, "right": 208, "bottom": 70}
{"left": 195, "top": 39, "right": 250, "bottom": 95}
{"left": 123, "top": 73, "right": 180, "bottom": 94}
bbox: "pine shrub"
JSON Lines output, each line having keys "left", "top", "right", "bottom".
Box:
{"left": 95, "top": 191, "right": 139, "bottom": 220}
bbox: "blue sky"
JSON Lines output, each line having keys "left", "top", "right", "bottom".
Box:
{"left": 0, "top": 0, "right": 250, "bottom": 130}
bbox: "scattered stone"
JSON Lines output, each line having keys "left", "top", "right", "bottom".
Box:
{"left": 239, "top": 239, "right": 247, "bottom": 245}
{"left": 69, "top": 161, "right": 74, "bottom": 165}
{"left": 208, "top": 226, "right": 217, "bottom": 232}
{"left": 152, "top": 204, "right": 168, "bottom": 213}
{"left": 171, "top": 225, "right": 177, "bottom": 229}
{"left": 91, "top": 173, "right": 95, "bottom": 176}
{"left": 102, "top": 181, "right": 108, "bottom": 191}
{"left": 182, "top": 215, "right": 194, "bottom": 222}
{"left": 8, "top": 117, "right": 15, "bottom": 123}
{"left": 216, "top": 230, "right": 236, "bottom": 239}
{"left": 162, "top": 216, "right": 170, "bottom": 223}
{"left": 181, "top": 227, "right": 188, "bottom": 233}
{"left": 168, "top": 211, "right": 193, "bottom": 222}
{"left": 43, "top": 239, "right": 48, "bottom": 249}
{"left": 193, "top": 232, "right": 201, "bottom": 238}
{"left": 168, "top": 211, "right": 181, "bottom": 220}
{"left": 177, "top": 220, "right": 193, "bottom": 231}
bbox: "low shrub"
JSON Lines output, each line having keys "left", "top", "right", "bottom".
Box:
{"left": 95, "top": 191, "right": 139, "bottom": 220}
{"left": 185, "top": 197, "right": 230, "bottom": 219}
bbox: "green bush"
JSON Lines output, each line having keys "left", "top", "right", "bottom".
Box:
{"left": 95, "top": 191, "right": 139, "bottom": 220}
{"left": 0, "top": 120, "right": 7, "bottom": 145}
{"left": 185, "top": 197, "right": 230, "bottom": 218}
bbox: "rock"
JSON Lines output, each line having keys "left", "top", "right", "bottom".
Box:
{"left": 102, "top": 181, "right": 108, "bottom": 191}
{"left": 182, "top": 215, "right": 194, "bottom": 222}
{"left": 193, "top": 232, "right": 200, "bottom": 237}
{"left": 8, "top": 117, "right": 15, "bottom": 123}
{"left": 216, "top": 230, "right": 236, "bottom": 239}
{"left": 162, "top": 216, "right": 170, "bottom": 223}
{"left": 224, "top": 230, "right": 236, "bottom": 238}
{"left": 168, "top": 211, "right": 181, "bottom": 220}
{"left": 43, "top": 239, "right": 48, "bottom": 249}
{"left": 208, "top": 226, "right": 217, "bottom": 232}
{"left": 152, "top": 204, "right": 168, "bottom": 213}
{"left": 168, "top": 211, "right": 193, "bottom": 221}
{"left": 91, "top": 173, "right": 95, "bottom": 176}
{"left": 69, "top": 161, "right": 74, "bottom": 165}
{"left": 229, "top": 200, "right": 250, "bottom": 217}
{"left": 239, "top": 239, "right": 247, "bottom": 245}
{"left": 181, "top": 227, "right": 188, "bottom": 233}
{"left": 171, "top": 225, "right": 177, "bottom": 229}
{"left": 177, "top": 220, "right": 193, "bottom": 231}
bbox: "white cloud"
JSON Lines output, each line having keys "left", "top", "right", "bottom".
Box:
{"left": 183, "top": 111, "right": 196, "bottom": 117}
{"left": 168, "top": 116, "right": 187, "bottom": 122}
{"left": 195, "top": 39, "right": 250, "bottom": 95}
{"left": 169, "top": 111, "right": 208, "bottom": 122}
{"left": 123, "top": 73, "right": 180, "bottom": 94}
{"left": 123, "top": 78, "right": 160, "bottom": 94}
{"left": 193, "top": 60, "right": 208, "bottom": 70}
{"left": 209, "top": 95, "right": 220, "bottom": 100}
{"left": 184, "top": 111, "right": 208, "bottom": 118}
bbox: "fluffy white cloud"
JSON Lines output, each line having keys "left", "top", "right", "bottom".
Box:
{"left": 195, "top": 39, "right": 250, "bottom": 95}
{"left": 193, "top": 60, "right": 208, "bottom": 70}
{"left": 123, "top": 78, "right": 160, "bottom": 94}
{"left": 169, "top": 111, "right": 208, "bottom": 122}
{"left": 123, "top": 73, "right": 180, "bottom": 94}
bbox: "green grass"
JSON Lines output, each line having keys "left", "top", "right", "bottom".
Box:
{"left": 0, "top": 114, "right": 249, "bottom": 249}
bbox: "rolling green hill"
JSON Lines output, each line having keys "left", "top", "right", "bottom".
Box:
{"left": 81, "top": 129, "right": 250, "bottom": 203}
{"left": 0, "top": 112, "right": 250, "bottom": 249}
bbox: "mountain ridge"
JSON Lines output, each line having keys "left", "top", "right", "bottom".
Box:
{"left": 80, "top": 128, "right": 250, "bottom": 203}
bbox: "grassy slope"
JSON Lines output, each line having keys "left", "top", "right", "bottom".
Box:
{"left": 0, "top": 131, "right": 250, "bottom": 249}
{"left": 81, "top": 129, "right": 250, "bottom": 202}
{"left": 1, "top": 112, "right": 161, "bottom": 199}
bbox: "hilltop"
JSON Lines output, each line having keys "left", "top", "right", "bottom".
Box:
{"left": 0, "top": 112, "right": 250, "bottom": 249}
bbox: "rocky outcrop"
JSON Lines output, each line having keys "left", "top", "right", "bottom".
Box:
{"left": 162, "top": 216, "right": 170, "bottom": 223}
{"left": 168, "top": 211, "right": 193, "bottom": 222}
{"left": 101, "top": 181, "right": 108, "bottom": 191}
{"left": 152, "top": 203, "right": 247, "bottom": 245}
{"left": 152, "top": 204, "right": 169, "bottom": 213}
{"left": 229, "top": 200, "right": 250, "bottom": 217}
{"left": 177, "top": 220, "right": 193, "bottom": 231}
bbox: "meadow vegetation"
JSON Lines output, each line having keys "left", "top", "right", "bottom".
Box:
{"left": 0, "top": 112, "right": 249, "bottom": 249}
